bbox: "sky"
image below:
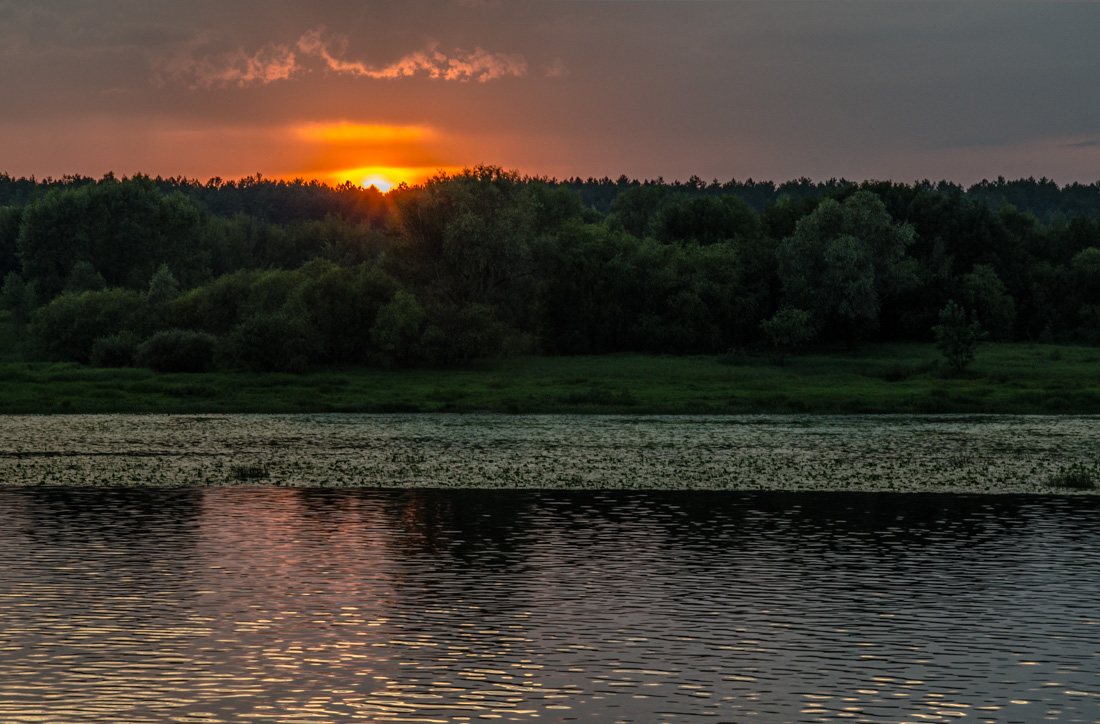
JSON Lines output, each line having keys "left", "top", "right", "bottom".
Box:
{"left": 2, "top": 0, "right": 1100, "bottom": 189}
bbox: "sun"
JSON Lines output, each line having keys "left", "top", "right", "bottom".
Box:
{"left": 312, "top": 164, "right": 463, "bottom": 191}
{"left": 359, "top": 173, "right": 394, "bottom": 192}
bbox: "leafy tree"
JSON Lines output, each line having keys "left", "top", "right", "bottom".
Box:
{"left": 1077, "top": 304, "right": 1100, "bottom": 344}
{"left": 534, "top": 222, "right": 654, "bottom": 354}
{"left": 393, "top": 166, "right": 539, "bottom": 341}
{"left": 1071, "top": 247, "right": 1100, "bottom": 302}
{"left": 933, "top": 300, "right": 985, "bottom": 372}
{"left": 608, "top": 183, "right": 670, "bottom": 238}
{"left": 962, "top": 264, "right": 1015, "bottom": 340}
{"left": 17, "top": 176, "right": 206, "bottom": 299}
{"left": 776, "top": 191, "right": 916, "bottom": 343}
{"left": 655, "top": 195, "right": 762, "bottom": 246}
{"left": 216, "top": 312, "right": 314, "bottom": 373}
{"left": 145, "top": 263, "right": 180, "bottom": 331}
{"left": 418, "top": 303, "right": 505, "bottom": 365}
{"left": 64, "top": 261, "right": 107, "bottom": 293}
{"left": 762, "top": 195, "right": 819, "bottom": 241}
{"left": 286, "top": 214, "right": 392, "bottom": 268}
{"left": 147, "top": 263, "right": 180, "bottom": 306}
{"left": 169, "top": 268, "right": 298, "bottom": 335}
{"left": 0, "top": 272, "right": 36, "bottom": 326}
{"left": 28, "top": 288, "right": 144, "bottom": 363}
{"left": 0, "top": 206, "right": 23, "bottom": 279}
{"left": 369, "top": 290, "right": 427, "bottom": 366}
{"left": 525, "top": 181, "right": 593, "bottom": 231}
{"left": 288, "top": 260, "right": 399, "bottom": 363}
{"left": 760, "top": 306, "right": 817, "bottom": 363}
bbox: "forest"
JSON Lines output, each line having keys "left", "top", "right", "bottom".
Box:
{"left": 1, "top": 167, "right": 1099, "bottom": 374}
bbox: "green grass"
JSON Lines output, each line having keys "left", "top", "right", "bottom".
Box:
{"left": 2, "top": 340, "right": 1100, "bottom": 414}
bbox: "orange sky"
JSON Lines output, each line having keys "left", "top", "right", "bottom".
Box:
{"left": 3, "top": 1, "right": 1100, "bottom": 189}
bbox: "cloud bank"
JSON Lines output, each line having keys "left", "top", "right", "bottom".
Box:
{"left": 164, "top": 26, "right": 527, "bottom": 88}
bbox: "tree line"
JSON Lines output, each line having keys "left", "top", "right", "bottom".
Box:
{"left": 1, "top": 167, "right": 1099, "bottom": 373}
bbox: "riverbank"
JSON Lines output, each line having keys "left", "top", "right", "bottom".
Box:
{"left": 2, "top": 343, "right": 1100, "bottom": 415}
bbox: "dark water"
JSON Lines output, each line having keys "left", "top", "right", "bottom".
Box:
{"left": 1, "top": 489, "right": 1098, "bottom": 723}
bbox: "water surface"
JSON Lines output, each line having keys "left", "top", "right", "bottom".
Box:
{"left": 1, "top": 488, "right": 1098, "bottom": 723}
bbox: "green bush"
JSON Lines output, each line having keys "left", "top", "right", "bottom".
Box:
{"left": 760, "top": 306, "right": 817, "bottom": 364}
{"left": 29, "top": 288, "right": 145, "bottom": 363}
{"left": 287, "top": 260, "right": 398, "bottom": 364}
{"left": 933, "top": 300, "right": 985, "bottom": 372}
{"left": 369, "top": 291, "right": 427, "bottom": 366}
{"left": 216, "top": 312, "right": 315, "bottom": 373}
{"left": 169, "top": 268, "right": 293, "bottom": 335}
{"left": 0, "top": 273, "right": 37, "bottom": 326}
{"left": 419, "top": 303, "right": 505, "bottom": 366}
{"left": 90, "top": 330, "right": 142, "bottom": 368}
{"left": 136, "top": 329, "right": 217, "bottom": 373}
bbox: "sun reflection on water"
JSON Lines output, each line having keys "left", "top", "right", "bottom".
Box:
{"left": 1, "top": 487, "right": 1099, "bottom": 722}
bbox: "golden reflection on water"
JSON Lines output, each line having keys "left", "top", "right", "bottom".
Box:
{"left": 1, "top": 488, "right": 1100, "bottom": 722}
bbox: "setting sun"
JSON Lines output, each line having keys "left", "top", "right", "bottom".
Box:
{"left": 319, "top": 164, "right": 463, "bottom": 191}
{"left": 360, "top": 173, "right": 394, "bottom": 192}
{"left": 287, "top": 121, "right": 458, "bottom": 191}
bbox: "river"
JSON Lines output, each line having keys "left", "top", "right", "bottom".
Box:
{"left": 1, "top": 486, "right": 1098, "bottom": 723}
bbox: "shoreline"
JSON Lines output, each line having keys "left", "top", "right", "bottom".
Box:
{"left": 4, "top": 344, "right": 1100, "bottom": 416}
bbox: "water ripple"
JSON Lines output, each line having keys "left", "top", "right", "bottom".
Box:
{"left": 1, "top": 489, "right": 1099, "bottom": 722}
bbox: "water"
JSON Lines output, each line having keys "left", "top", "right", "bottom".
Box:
{"left": 1, "top": 487, "right": 1098, "bottom": 723}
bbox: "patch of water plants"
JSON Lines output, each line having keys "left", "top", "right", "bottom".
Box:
{"left": 1, "top": 414, "right": 1098, "bottom": 494}
{"left": 1046, "top": 463, "right": 1098, "bottom": 490}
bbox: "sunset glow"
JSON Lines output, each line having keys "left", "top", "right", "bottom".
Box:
{"left": 288, "top": 121, "right": 453, "bottom": 190}
{"left": 294, "top": 123, "right": 433, "bottom": 145}
{"left": 3, "top": 2, "right": 1100, "bottom": 186}
{"left": 360, "top": 174, "right": 394, "bottom": 193}
{"left": 314, "top": 165, "right": 462, "bottom": 191}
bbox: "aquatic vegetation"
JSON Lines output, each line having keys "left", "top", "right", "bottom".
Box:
{"left": 0, "top": 414, "right": 1097, "bottom": 494}
{"left": 231, "top": 464, "right": 270, "bottom": 481}
{"left": 1046, "top": 463, "right": 1097, "bottom": 490}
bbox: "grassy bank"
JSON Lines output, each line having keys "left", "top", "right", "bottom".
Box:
{"left": 2, "top": 341, "right": 1100, "bottom": 414}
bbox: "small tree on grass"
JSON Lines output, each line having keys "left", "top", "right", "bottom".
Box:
{"left": 760, "top": 306, "right": 817, "bottom": 364}
{"left": 0, "top": 273, "right": 36, "bottom": 327}
{"left": 934, "top": 300, "right": 985, "bottom": 372}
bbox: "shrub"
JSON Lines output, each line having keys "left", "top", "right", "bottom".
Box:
{"left": 170, "top": 268, "right": 298, "bottom": 335}
{"left": 216, "top": 312, "right": 314, "bottom": 373}
{"left": 933, "top": 300, "right": 985, "bottom": 372}
{"left": 90, "top": 331, "right": 142, "bottom": 368}
{"left": 760, "top": 306, "right": 817, "bottom": 364}
{"left": 417, "top": 303, "right": 505, "bottom": 366}
{"left": 287, "top": 261, "right": 398, "bottom": 364}
{"left": 136, "top": 329, "right": 217, "bottom": 373}
{"left": 28, "top": 288, "right": 145, "bottom": 363}
{"left": 369, "top": 291, "right": 427, "bottom": 366}
{"left": 0, "top": 273, "right": 37, "bottom": 326}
